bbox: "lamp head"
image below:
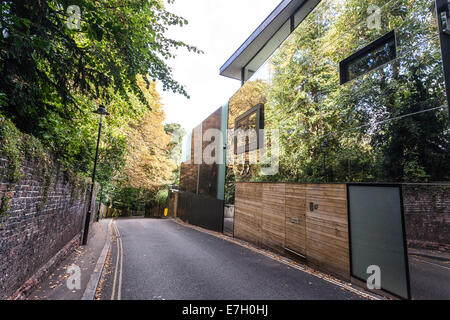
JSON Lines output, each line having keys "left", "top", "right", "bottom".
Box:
{"left": 94, "top": 104, "right": 110, "bottom": 116}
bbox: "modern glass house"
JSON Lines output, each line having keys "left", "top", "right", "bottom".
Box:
{"left": 222, "top": 0, "right": 449, "bottom": 187}
{"left": 179, "top": 0, "right": 450, "bottom": 299}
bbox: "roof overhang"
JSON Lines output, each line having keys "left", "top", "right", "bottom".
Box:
{"left": 219, "top": 0, "right": 315, "bottom": 81}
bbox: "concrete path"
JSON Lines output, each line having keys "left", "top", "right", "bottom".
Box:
{"left": 97, "top": 218, "right": 366, "bottom": 300}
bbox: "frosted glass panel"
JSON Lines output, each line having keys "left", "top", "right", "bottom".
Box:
{"left": 349, "top": 185, "right": 409, "bottom": 299}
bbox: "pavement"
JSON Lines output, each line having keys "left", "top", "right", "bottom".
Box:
{"left": 27, "top": 219, "right": 111, "bottom": 300}
{"left": 95, "top": 218, "right": 368, "bottom": 300}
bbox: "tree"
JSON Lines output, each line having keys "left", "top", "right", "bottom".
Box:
{"left": 164, "top": 122, "right": 186, "bottom": 185}
{"left": 0, "top": 0, "right": 200, "bottom": 177}
{"left": 120, "top": 83, "right": 176, "bottom": 191}
{"left": 164, "top": 123, "right": 186, "bottom": 165}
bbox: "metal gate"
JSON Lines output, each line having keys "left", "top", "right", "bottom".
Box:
{"left": 177, "top": 191, "right": 224, "bottom": 232}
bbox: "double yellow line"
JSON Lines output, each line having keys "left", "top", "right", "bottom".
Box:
{"left": 111, "top": 220, "right": 123, "bottom": 300}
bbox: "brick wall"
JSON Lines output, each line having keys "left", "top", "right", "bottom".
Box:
{"left": 403, "top": 185, "right": 450, "bottom": 252}
{"left": 0, "top": 156, "right": 95, "bottom": 299}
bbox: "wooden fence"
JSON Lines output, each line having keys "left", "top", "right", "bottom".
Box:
{"left": 234, "top": 182, "right": 350, "bottom": 281}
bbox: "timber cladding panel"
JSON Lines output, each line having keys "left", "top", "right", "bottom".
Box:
{"left": 234, "top": 183, "right": 262, "bottom": 245}
{"left": 234, "top": 182, "right": 351, "bottom": 281}
{"left": 261, "top": 183, "right": 285, "bottom": 253}
{"left": 305, "top": 184, "right": 350, "bottom": 281}
{"left": 285, "top": 184, "right": 306, "bottom": 256}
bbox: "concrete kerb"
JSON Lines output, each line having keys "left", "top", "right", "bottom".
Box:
{"left": 81, "top": 219, "right": 112, "bottom": 300}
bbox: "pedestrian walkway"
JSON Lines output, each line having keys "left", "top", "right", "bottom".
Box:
{"left": 27, "top": 219, "right": 111, "bottom": 300}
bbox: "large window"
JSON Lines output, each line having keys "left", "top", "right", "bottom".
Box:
{"left": 340, "top": 30, "right": 397, "bottom": 84}
{"left": 234, "top": 104, "right": 264, "bottom": 154}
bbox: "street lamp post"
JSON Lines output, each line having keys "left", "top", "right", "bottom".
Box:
{"left": 95, "top": 185, "right": 103, "bottom": 222}
{"left": 82, "top": 104, "right": 109, "bottom": 246}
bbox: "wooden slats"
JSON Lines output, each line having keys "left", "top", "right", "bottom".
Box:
{"left": 285, "top": 184, "right": 306, "bottom": 256}
{"left": 261, "top": 183, "right": 285, "bottom": 252}
{"left": 305, "top": 184, "right": 350, "bottom": 280}
{"left": 234, "top": 182, "right": 351, "bottom": 281}
{"left": 234, "top": 183, "right": 262, "bottom": 245}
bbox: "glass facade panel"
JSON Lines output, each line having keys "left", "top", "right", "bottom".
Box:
{"left": 227, "top": 0, "right": 448, "bottom": 185}
{"left": 248, "top": 112, "right": 257, "bottom": 129}
{"left": 244, "top": 20, "right": 291, "bottom": 82}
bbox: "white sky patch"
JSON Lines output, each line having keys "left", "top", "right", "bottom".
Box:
{"left": 158, "top": 0, "right": 281, "bottom": 132}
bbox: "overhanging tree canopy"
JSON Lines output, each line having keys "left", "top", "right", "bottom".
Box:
{"left": 0, "top": 0, "right": 199, "bottom": 181}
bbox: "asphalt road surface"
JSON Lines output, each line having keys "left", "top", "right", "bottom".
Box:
{"left": 98, "top": 218, "right": 365, "bottom": 300}
{"left": 409, "top": 255, "right": 450, "bottom": 300}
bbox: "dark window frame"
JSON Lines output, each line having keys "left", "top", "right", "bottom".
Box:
{"left": 339, "top": 30, "right": 397, "bottom": 85}
{"left": 234, "top": 103, "right": 264, "bottom": 155}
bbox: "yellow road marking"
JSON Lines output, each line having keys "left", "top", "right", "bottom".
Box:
{"left": 110, "top": 221, "right": 124, "bottom": 300}
{"left": 116, "top": 223, "right": 123, "bottom": 300}
{"left": 110, "top": 221, "right": 120, "bottom": 300}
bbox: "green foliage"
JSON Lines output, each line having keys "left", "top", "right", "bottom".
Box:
{"left": 0, "top": 116, "right": 51, "bottom": 215}
{"left": 0, "top": 116, "right": 24, "bottom": 185}
{"left": 259, "top": 0, "right": 448, "bottom": 183}
{"left": 0, "top": 0, "right": 200, "bottom": 196}
{"left": 0, "top": 92, "right": 7, "bottom": 107}
{"left": 164, "top": 123, "right": 186, "bottom": 185}
{"left": 165, "top": 123, "right": 186, "bottom": 160}
{"left": 109, "top": 186, "right": 146, "bottom": 211}
{"left": 224, "top": 168, "right": 235, "bottom": 205}
{"left": 108, "top": 120, "right": 184, "bottom": 211}
{"left": 1, "top": 0, "right": 200, "bottom": 120}
{"left": 0, "top": 116, "right": 89, "bottom": 215}
{"left": 224, "top": 0, "right": 449, "bottom": 204}
{"left": 37, "top": 164, "right": 54, "bottom": 211}
{"left": 155, "top": 188, "right": 168, "bottom": 206}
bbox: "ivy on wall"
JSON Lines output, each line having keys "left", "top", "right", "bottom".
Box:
{"left": 0, "top": 116, "right": 89, "bottom": 216}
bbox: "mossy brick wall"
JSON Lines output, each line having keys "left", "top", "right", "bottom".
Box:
{"left": 403, "top": 185, "right": 450, "bottom": 252}
{"left": 0, "top": 156, "right": 93, "bottom": 299}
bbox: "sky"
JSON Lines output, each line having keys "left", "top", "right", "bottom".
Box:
{"left": 159, "top": 0, "right": 281, "bottom": 132}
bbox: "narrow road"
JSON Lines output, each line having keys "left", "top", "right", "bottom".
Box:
{"left": 409, "top": 255, "right": 450, "bottom": 300}
{"left": 98, "top": 218, "right": 365, "bottom": 300}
